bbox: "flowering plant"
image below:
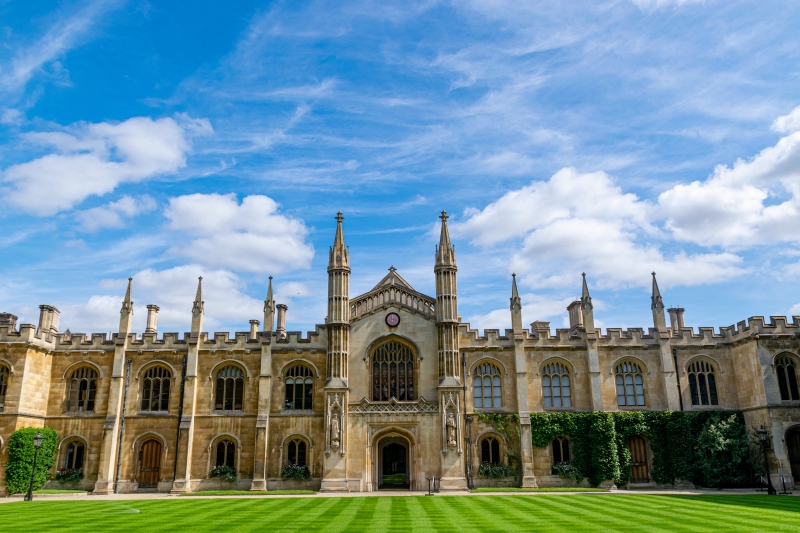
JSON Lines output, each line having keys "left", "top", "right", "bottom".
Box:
{"left": 55, "top": 467, "right": 83, "bottom": 484}
{"left": 478, "top": 461, "right": 514, "bottom": 478}
{"left": 208, "top": 465, "right": 237, "bottom": 483}
{"left": 552, "top": 461, "right": 582, "bottom": 481}
{"left": 281, "top": 463, "right": 311, "bottom": 481}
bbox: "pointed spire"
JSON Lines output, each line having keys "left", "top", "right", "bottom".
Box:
{"left": 328, "top": 211, "right": 350, "bottom": 270}
{"left": 581, "top": 272, "right": 593, "bottom": 310}
{"left": 191, "top": 276, "right": 204, "bottom": 334}
{"left": 118, "top": 277, "right": 134, "bottom": 334}
{"left": 120, "top": 277, "right": 133, "bottom": 315}
{"left": 651, "top": 272, "right": 663, "bottom": 310}
{"left": 510, "top": 273, "right": 521, "bottom": 310}
{"left": 435, "top": 210, "right": 456, "bottom": 268}
{"left": 263, "top": 276, "right": 275, "bottom": 332}
{"left": 580, "top": 273, "right": 595, "bottom": 332}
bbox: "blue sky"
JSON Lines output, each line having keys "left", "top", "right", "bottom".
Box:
{"left": 2, "top": 0, "right": 800, "bottom": 335}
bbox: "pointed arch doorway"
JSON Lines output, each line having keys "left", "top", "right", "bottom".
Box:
{"left": 372, "top": 429, "right": 415, "bottom": 491}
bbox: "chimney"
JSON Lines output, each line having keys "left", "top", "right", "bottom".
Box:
{"left": 567, "top": 300, "right": 583, "bottom": 330}
{"left": 249, "top": 319, "right": 260, "bottom": 340}
{"left": 668, "top": 307, "right": 685, "bottom": 333}
{"left": 531, "top": 321, "right": 550, "bottom": 337}
{"left": 0, "top": 313, "right": 18, "bottom": 331}
{"left": 38, "top": 305, "right": 60, "bottom": 333}
{"left": 276, "top": 304, "right": 288, "bottom": 340}
{"left": 145, "top": 305, "right": 160, "bottom": 334}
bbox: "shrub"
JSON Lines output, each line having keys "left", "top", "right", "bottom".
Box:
{"left": 55, "top": 468, "right": 84, "bottom": 484}
{"left": 5, "top": 427, "right": 58, "bottom": 494}
{"left": 281, "top": 464, "right": 311, "bottom": 481}
{"left": 478, "top": 461, "right": 514, "bottom": 478}
{"left": 552, "top": 462, "right": 582, "bottom": 482}
{"left": 208, "top": 465, "right": 237, "bottom": 483}
{"left": 695, "top": 414, "right": 756, "bottom": 488}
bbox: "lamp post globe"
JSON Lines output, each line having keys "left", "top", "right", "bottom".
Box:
{"left": 24, "top": 431, "right": 44, "bottom": 501}
{"left": 758, "top": 425, "right": 776, "bottom": 495}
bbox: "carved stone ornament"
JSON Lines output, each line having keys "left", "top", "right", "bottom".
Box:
{"left": 446, "top": 411, "right": 457, "bottom": 448}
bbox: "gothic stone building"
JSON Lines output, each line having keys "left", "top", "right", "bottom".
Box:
{"left": 1, "top": 212, "right": 799, "bottom": 494}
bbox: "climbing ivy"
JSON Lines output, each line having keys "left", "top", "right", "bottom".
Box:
{"left": 476, "top": 413, "right": 522, "bottom": 486}
{"left": 530, "top": 411, "right": 754, "bottom": 488}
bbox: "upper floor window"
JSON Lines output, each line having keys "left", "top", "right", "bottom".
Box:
{"left": 480, "top": 435, "right": 501, "bottom": 464}
{"left": 215, "top": 439, "right": 236, "bottom": 468}
{"left": 615, "top": 361, "right": 645, "bottom": 407}
{"left": 64, "top": 440, "right": 85, "bottom": 470}
{"left": 215, "top": 365, "right": 244, "bottom": 411}
{"left": 287, "top": 438, "right": 307, "bottom": 466}
{"left": 0, "top": 364, "right": 8, "bottom": 412}
{"left": 473, "top": 362, "right": 502, "bottom": 408}
{"left": 68, "top": 367, "right": 98, "bottom": 412}
{"left": 776, "top": 355, "right": 800, "bottom": 401}
{"left": 542, "top": 361, "right": 572, "bottom": 408}
{"left": 372, "top": 341, "right": 415, "bottom": 401}
{"left": 687, "top": 359, "right": 718, "bottom": 406}
{"left": 285, "top": 364, "right": 313, "bottom": 410}
{"left": 141, "top": 366, "right": 171, "bottom": 412}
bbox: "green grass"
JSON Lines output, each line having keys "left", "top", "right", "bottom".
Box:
{"left": 181, "top": 490, "right": 316, "bottom": 496}
{"left": 32, "top": 489, "right": 88, "bottom": 494}
{"left": 471, "top": 487, "right": 608, "bottom": 492}
{"left": 1, "top": 494, "right": 798, "bottom": 532}
{"left": 381, "top": 474, "right": 408, "bottom": 484}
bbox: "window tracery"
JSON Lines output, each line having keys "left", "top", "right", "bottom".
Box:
{"left": 687, "top": 359, "right": 718, "bottom": 406}
{"left": 776, "top": 355, "right": 800, "bottom": 401}
{"left": 141, "top": 365, "right": 171, "bottom": 412}
{"left": 473, "top": 362, "right": 502, "bottom": 408}
{"left": 371, "top": 341, "right": 415, "bottom": 401}
{"left": 215, "top": 439, "right": 236, "bottom": 468}
{"left": 64, "top": 440, "right": 86, "bottom": 470}
{"left": 285, "top": 364, "right": 313, "bottom": 410}
{"left": 287, "top": 438, "right": 307, "bottom": 466}
{"left": 615, "top": 361, "right": 645, "bottom": 407}
{"left": 67, "top": 367, "right": 98, "bottom": 412}
{"left": 215, "top": 365, "right": 244, "bottom": 411}
{"left": 542, "top": 361, "right": 572, "bottom": 408}
{"left": 479, "top": 435, "right": 501, "bottom": 464}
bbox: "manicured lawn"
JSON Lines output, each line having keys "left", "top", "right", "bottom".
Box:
{"left": 471, "top": 487, "right": 608, "bottom": 492}
{"left": 1, "top": 494, "right": 799, "bottom": 532}
{"left": 182, "top": 490, "right": 316, "bottom": 496}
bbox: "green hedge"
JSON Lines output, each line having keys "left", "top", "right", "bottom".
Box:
{"left": 531, "top": 411, "right": 755, "bottom": 487}
{"left": 5, "top": 427, "right": 58, "bottom": 494}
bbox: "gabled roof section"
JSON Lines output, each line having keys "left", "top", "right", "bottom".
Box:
{"left": 351, "top": 267, "right": 435, "bottom": 322}
{"left": 371, "top": 266, "right": 415, "bottom": 291}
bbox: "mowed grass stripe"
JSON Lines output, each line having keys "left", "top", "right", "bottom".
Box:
{"left": 2, "top": 495, "right": 800, "bottom": 532}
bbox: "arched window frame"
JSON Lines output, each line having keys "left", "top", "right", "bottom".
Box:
{"left": 541, "top": 360, "right": 572, "bottom": 409}
{"left": 67, "top": 366, "right": 99, "bottom": 412}
{"left": 284, "top": 363, "right": 314, "bottom": 411}
{"left": 473, "top": 362, "right": 502, "bottom": 409}
{"left": 285, "top": 436, "right": 309, "bottom": 467}
{"left": 370, "top": 339, "right": 416, "bottom": 402}
{"left": 0, "top": 363, "right": 9, "bottom": 413}
{"left": 140, "top": 365, "right": 172, "bottom": 412}
{"left": 776, "top": 354, "right": 800, "bottom": 401}
{"left": 62, "top": 438, "right": 87, "bottom": 471}
{"left": 214, "top": 365, "right": 245, "bottom": 412}
{"left": 478, "top": 434, "right": 503, "bottom": 465}
{"left": 213, "top": 437, "right": 237, "bottom": 469}
{"left": 551, "top": 437, "right": 571, "bottom": 473}
{"left": 686, "top": 358, "right": 719, "bottom": 406}
{"left": 615, "top": 360, "right": 646, "bottom": 408}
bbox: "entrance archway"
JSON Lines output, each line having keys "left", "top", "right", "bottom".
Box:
{"left": 372, "top": 430, "right": 414, "bottom": 491}
{"left": 138, "top": 439, "right": 162, "bottom": 488}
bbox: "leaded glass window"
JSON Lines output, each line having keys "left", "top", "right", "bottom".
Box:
{"left": 542, "top": 361, "right": 572, "bottom": 408}
{"left": 615, "top": 361, "right": 645, "bottom": 407}
{"left": 215, "top": 365, "right": 244, "bottom": 411}
{"left": 67, "top": 367, "right": 98, "bottom": 412}
{"left": 777, "top": 355, "right": 800, "bottom": 401}
{"left": 285, "top": 364, "right": 313, "bottom": 410}
{"left": 687, "top": 359, "right": 718, "bottom": 406}
{"left": 473, "top": 362, "right": 502, "bottom": 408}
{"left": 141, "top": 365, "right": 171, "bottom": 412}
{"left": 371, "top": 341, "right": 414, "bottom": 401}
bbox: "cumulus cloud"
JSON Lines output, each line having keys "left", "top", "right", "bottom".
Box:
{"left": 772, "top": 105, "right": 800, "bottom": 134}
{"left": 74, "top": 195, "right": 157, "bottom": 231}
{"left": 2, "top": 115, "right": 212, "bottom": 215}
{"left": 466, "top": 293, "right": 577, "bottom": 331}
{"left": 164, "top": 193, "right": 314, "bottom": 274}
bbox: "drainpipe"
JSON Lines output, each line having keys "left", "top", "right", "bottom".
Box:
{"left": 173, "top": 355, "right": 187, "bottom": 481}
{"left": 114, "top": 359, "right": 132, "bottom": 493}
{"left": 673, "top": 349, "right": 683, "bottom": 411}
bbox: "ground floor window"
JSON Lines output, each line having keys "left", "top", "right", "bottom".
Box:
{"left": 480, "top": 435, "right": 501, "bottom": 464}
{"left": 287, "top": 438, "right": 307, "bottom": 466}
{"left": 215, "top": 439, "right": 236, "bottom": 468}
{"left": 64, "top": 440, "right": 85, "bottom": 470}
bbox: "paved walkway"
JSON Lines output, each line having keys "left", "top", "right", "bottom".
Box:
{"left": 1, "top": 487, "right": 793, "bottom": 503}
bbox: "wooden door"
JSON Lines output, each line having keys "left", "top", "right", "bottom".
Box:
{"left": 139, "top": 440, "right": 162, "bottom": 487}
{"left": 628, "top": 435, "right": 649, "bottom": 483}
{"left": 788, "top": 430, "right": 800, "bottom": 482}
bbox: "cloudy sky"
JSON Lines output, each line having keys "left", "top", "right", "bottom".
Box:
{"left": 2, "top": 0, "right": 800, "bottom": 336}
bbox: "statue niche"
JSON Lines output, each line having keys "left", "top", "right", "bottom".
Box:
{"left": 371, "top": 340, "right": 415, "bottom": 401}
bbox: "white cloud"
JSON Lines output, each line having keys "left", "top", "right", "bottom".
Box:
{"left": 466, "top": 292, "right": 576, "bottom": 331}
{"left": 3, "top": 115, "right": 212, "bottom": 215}
{"left": 164, "top": 193, "right": 314, "bottom": 274}
{"left": 791, "top": 303, "right": 800, "bottom": 316}
{"left": 772, "top": 105, "right": 800, "bottom": 134}
{"left": 629, "top": 0, "right": 704, "bottom": 10}
{"left": 74, "top": 195, "right": 157, "bottom": 231}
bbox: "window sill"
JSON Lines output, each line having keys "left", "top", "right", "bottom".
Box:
{"left": 62, "top": 410, "right": 97, "bottom": 416}
{"left": 616, "top": 406, "right": 649, "bottom": 411}
{"left": 137, "top": 412, "right": 174, "bottom": 417}
{"left": 542, "top": 407, "right": 577, "bottom": 412}
{"left": 212, "top": 410, "right": 244, "bottom": 415}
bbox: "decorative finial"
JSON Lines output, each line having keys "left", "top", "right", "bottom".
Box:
{"left": 439, "top": 210, "right": 448, "bottom": 221}
{"left": 389, "top": 265, "right": 397, "bottom": 273}
{"left": 269, "top": 275, "right": 273, "bottom": 280}
{"left": 336, "top": 211, "right": 344, "bottom": 223}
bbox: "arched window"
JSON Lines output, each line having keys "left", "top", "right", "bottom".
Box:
{"left": 215, "top": 439, "right": 236, "bottom": 468}
{"left": 551, "top": 437, "right": 571, "bottom": 471}
{"left": 542, "top": 361, "right": 572, "bottom": 408}
{"left": 64, "top": 440, "right": 85, "bottom": 470}
{"left": 215, "top": 365, "right": 244, "bottom": 411}
{"left": 480, "top": 435, "right": 501, "bottom": 464}
{"left": 473, "top": 362, "right": 502, "bottom": 408}
{"left": 371, "top": 341, "right": 415, "bottom": 401}
{"left": 287, "top": 438, "right": 307, "bottom": 466}
{"left": 67, "top": 367, "right": 98, "bottom": 412}
{"left": 141, "top": 366, "right": 171, "bottom": 412}
{"left": 0, "top": 364, "right": 8, "bottom": 413}
{"left": 284, "top": 364, "right": 313, "bottom": 410}
{"left": 776, "top": 355, "right": 800, "bottom": 401}
{"left": 687, "top": 359, "right": 718, "bottom": 406}
{"left": 615, "top": 361, "right": 645, "bottom": 407}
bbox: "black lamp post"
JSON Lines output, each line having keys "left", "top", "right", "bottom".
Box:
{"left": 24, "top": 431, "right": 44, "bottom": 501}
{"left": 758, "top": 425, "right": 776, "bottom": 495}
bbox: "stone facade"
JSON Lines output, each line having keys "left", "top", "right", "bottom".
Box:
{"left": 1, "top": 212, "right": 799, "bottom": 494}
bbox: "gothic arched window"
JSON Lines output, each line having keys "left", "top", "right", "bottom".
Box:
{"left": 215, "top": 439, "right": 236, "bottom": 468}
{"left": 287, "top": 438, "right": 307, "bottom": 466}
{"left": 776, "top": 355, "right": 800, "bottom": 401}
{"left": 64, "top": 440, "right": 86, "bottom": 470}
{"left": 141, "top": 365, "right": 171, "bottom": 412}
{"left": 542, "top": 361, "right": 572, "bottom": 408}
{"left": 371, "top": 341, "right": 415, "bottom": 401}
{"left": 551, "top": 437, "right": 571, "bottom": 472}
{"left": 67, "top": 367, "right": 98, "bottom": 412}
{"left": 0, "top": 364, "right": 8, "bottom": 413}
{"left": 215, "top": 365, "right": 244, "bottom": 411}
{"left": 285, "top": 364, "right": 313, "bottom": 410}
{"left": 480, "top": 435, "right": 501, "bottom": 464}
{"left": 687, "top": 359, "right": 718, "bottom": 406}
{"left": 473, "top": 362, "right": 502, "bottom": 408}
{"left": 615, "top": 361, "right": 645, "bottom": 407}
